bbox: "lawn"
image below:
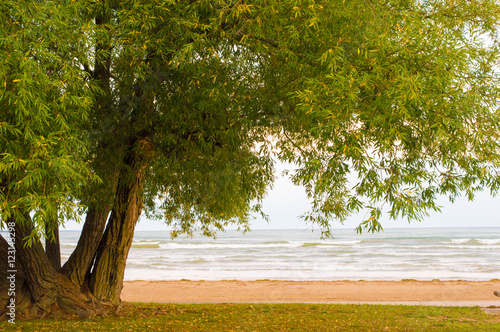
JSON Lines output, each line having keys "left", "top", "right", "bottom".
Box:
{"left": 2, "top": 303, "right": 500, "bottom": 331}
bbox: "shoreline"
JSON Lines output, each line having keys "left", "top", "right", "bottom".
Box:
{"left": 122, "top": 280, "right": 500, "bottom": 305}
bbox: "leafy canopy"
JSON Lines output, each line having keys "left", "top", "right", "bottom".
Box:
{"left": 0, "top": 0, "right": 96, "bottom": 239}
{"left": 1, "top": 0, "right": 500, "bottom": 238}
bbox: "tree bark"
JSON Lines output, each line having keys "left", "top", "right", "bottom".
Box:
{"left": 0, "top": 233, "right": 31, "bottom": 320}
{"left": 4, "top": 215, "right": 106, "bottom": 319}
{"left": 89, "top": 142, "right": 149, "bottom": 305}
{"left": 60, "top": 203, "right": 112, "bottom": 287}
{"left": 45, "top": 221, "right": 61, "bottom": 271}
{"left": 14, "top": 216, "right": 59, "bottom": 305}
{"left": 61, "top": 161, "right": 120, "bottom": 286}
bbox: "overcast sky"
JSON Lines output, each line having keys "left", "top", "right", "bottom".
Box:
{"left": 246, "top": 169, "right": 500, "bottom": 231}
{"left": 61, "top": 163, "right": 500, "bottom": 232}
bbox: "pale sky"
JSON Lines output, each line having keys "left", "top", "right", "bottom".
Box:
{"left": 247, "top": 171, "right": 500, "bottom": 230}
{"left": 62, "top": 163, "right": 500, "bottom": 232}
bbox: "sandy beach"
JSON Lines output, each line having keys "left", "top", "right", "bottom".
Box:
{"left": 122, "top": 280, "right": 500, "bottom": 305}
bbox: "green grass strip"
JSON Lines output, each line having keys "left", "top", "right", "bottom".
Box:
{"left": 2, "top": 303, "right": 499, "bottom": 331}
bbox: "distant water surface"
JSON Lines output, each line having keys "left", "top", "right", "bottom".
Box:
{"left": 55, "top": 227, "right": 500, "bottom": 281}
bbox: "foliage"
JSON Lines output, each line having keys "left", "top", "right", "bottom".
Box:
{"left": 265, "top": 0, "right": 500, "bottom": 235}
{"left": 2, "top": 303, "right": 499, "bottom": 331}
{"left": 2, "top": 0, "right": 500, "bottom": 238}
{"left": 0, "top": 0, "right": 96, "bottom": 239}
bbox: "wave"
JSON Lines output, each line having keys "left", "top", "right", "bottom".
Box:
{"left": 450, "top": 239, "right": 471, "bottom": 244}
{"left": 132, "top": 241, "right": 161, "bottom": 248}
{"left": 301, "top": 240, "right": 362, "bottom": 247}
{"left": 449, "top": 238, "right": 500, "bottom": 246}
{"left": 158, "top": 242, "right": 296, "bottom": 250}
{"left": 263, "top": 241, "right": 290, "bottom": 245}
{"left": 151, "top": 240, "right": 364, "bottom": 250}
{"left": 189, "top": 258, "right": 207, "bottom": 264}
{"left": 301, "top": 242, "right": 326, "bottom": 247}
{"left": 61, "top": 228, "right": 500, "bottom": 282}
{"left": 477, "top": 239, "right": 500, "bottom": 245}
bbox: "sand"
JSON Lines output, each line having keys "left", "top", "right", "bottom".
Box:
{"left": 121, "top": 280, "right": 500, "bottom": 305}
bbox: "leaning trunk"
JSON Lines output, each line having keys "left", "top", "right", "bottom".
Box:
{"left": 60, "top": 203, "right": 113, "bottom": 287}
{"left": 60, "top": 163, "right": 120, "bottom": 286}
{"left": 89, "top": 144, "right": 149, "bottom": 305}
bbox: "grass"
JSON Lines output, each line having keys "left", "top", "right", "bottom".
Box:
{"left": 2, "top": 303, "right": 500, "bottom": 331}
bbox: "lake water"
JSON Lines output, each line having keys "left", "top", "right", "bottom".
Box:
{"left": 55, "top": 227, "right": 500, "bottom": 281}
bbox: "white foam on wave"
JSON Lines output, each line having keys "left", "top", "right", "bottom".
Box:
{"left": 477, "top": 239, "right": 500, "bottom": 245}
{"left": 450, "top": 238, "right": 500, "bottom": 245}
{"left": 450, "top": 238, "right": 470, "bottom": 244}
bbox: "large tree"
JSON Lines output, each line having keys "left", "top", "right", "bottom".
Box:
{"left": 1, "top": 0, "right": 500, "bottom": 319}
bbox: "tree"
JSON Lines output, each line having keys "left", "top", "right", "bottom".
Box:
{"left": 1, "top": 0, "right": 499, "bottom": 319}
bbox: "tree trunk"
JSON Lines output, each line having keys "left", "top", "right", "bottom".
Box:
{"left": 0, "top": 215, "right": 109, "bottom": 319}
{"left": 14, "top": 216, "right": 59, "bottom": 305}
{"left": 58, "top": 1, "right": 120, "bottom": 289}
{"left": 60, "top": 203, "right": 112, "bottom": 287}
{"left": 45, "top": 221, "right": 61, "bottom": 271}
{"left": 89, "top": 148, "right": 148, "bottom": 305}
{"left": 0, "top": 233, "right": 31, "bottom": 321}
{"left": 60, "top": 163, "right": 120, "bottom": 287}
